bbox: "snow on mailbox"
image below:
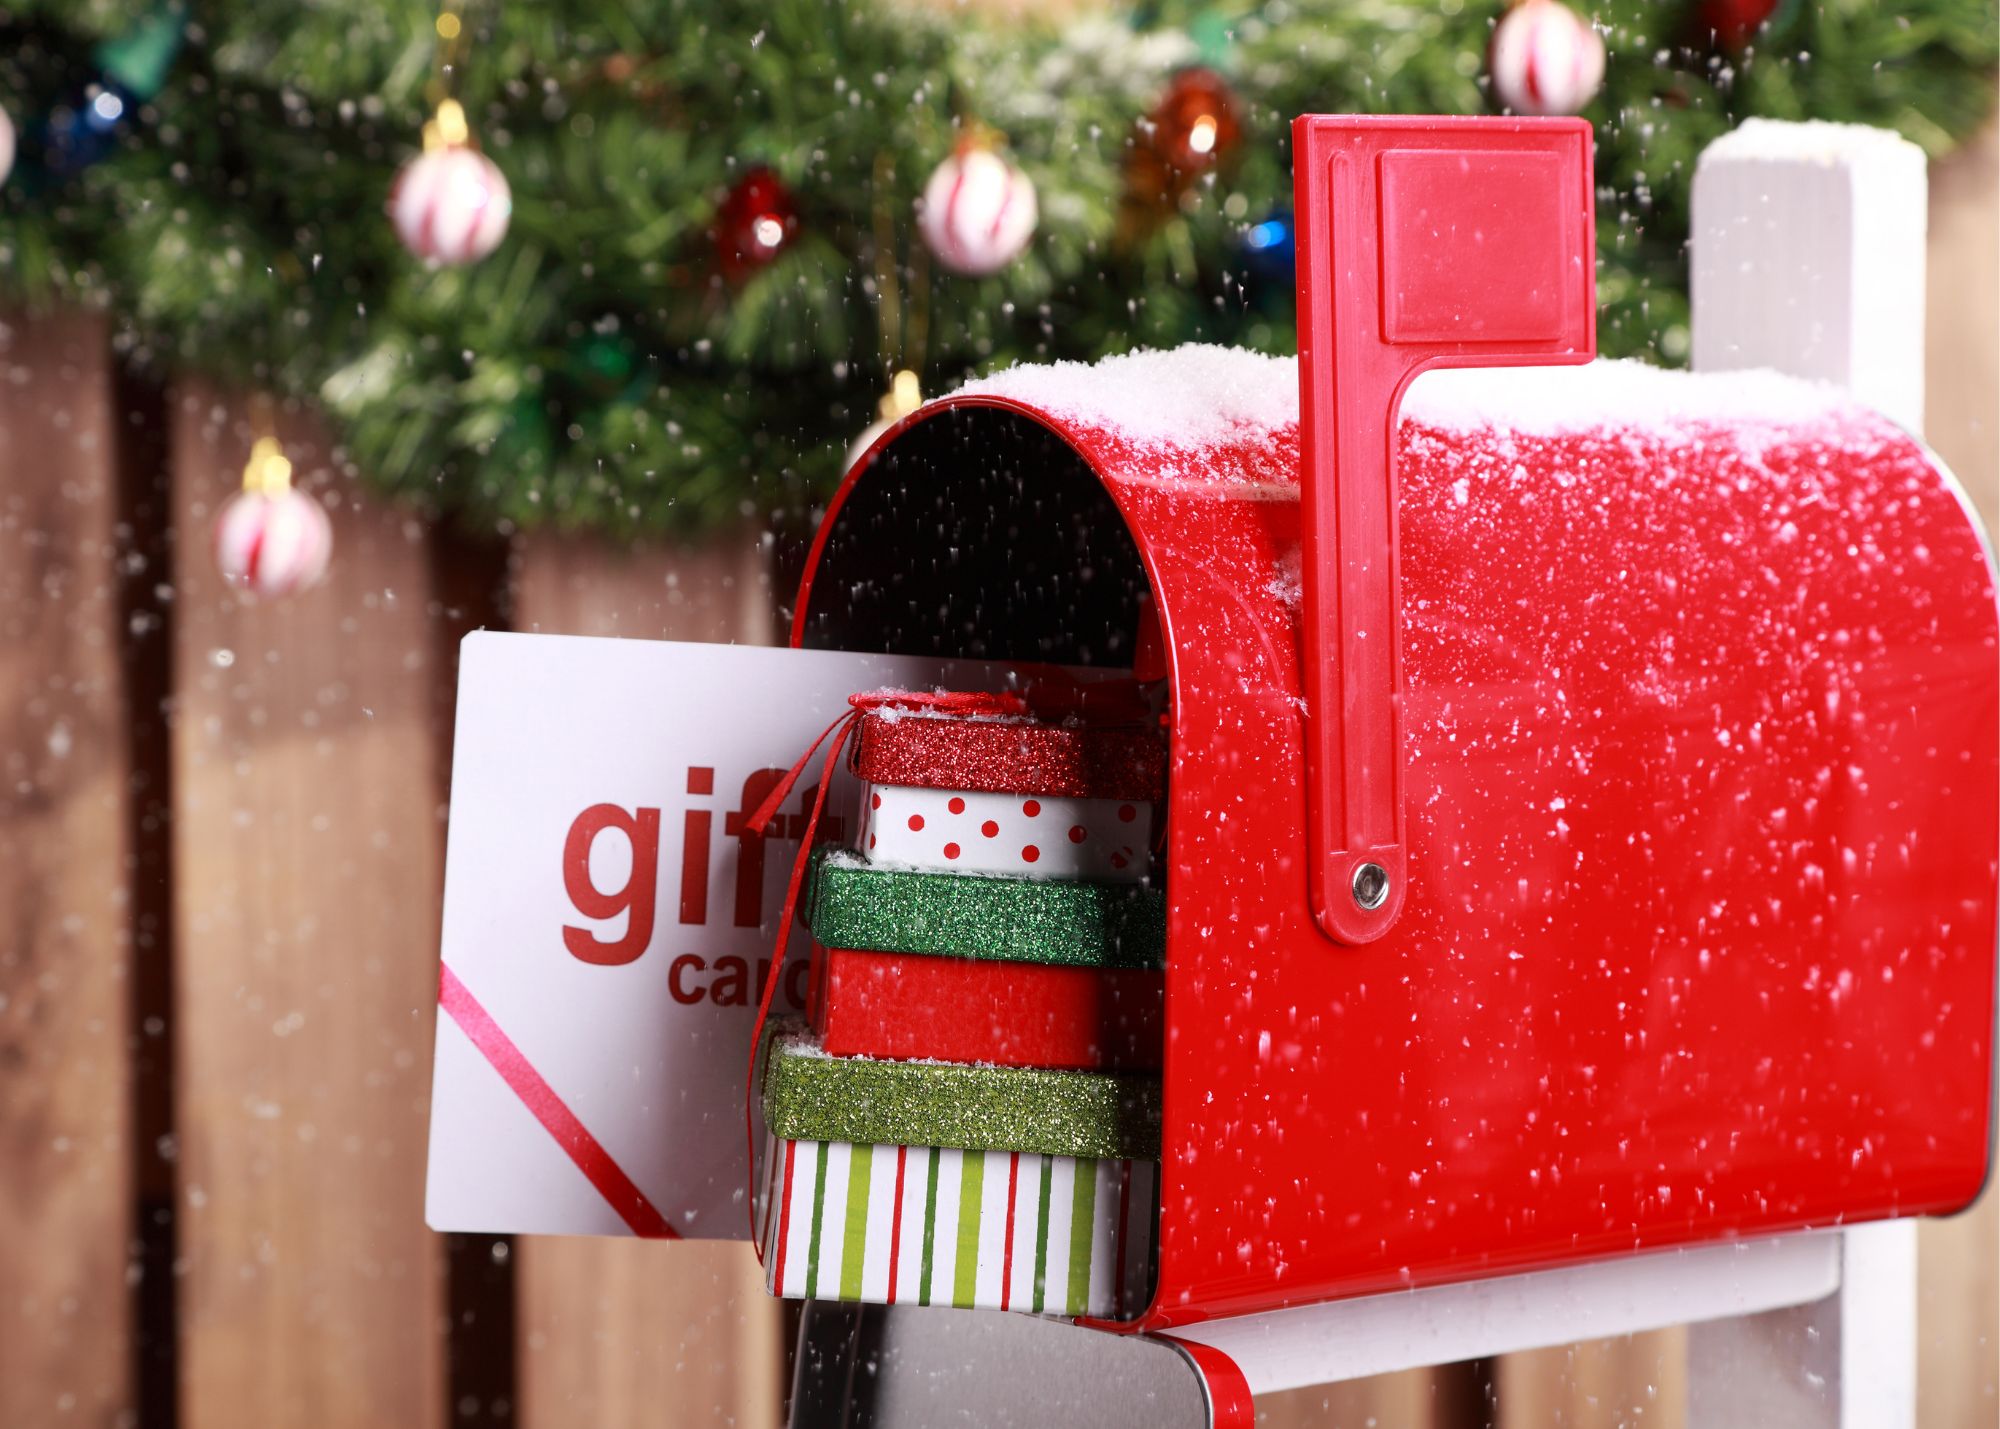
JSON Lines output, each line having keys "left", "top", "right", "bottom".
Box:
{"left": 778, "top": 115, "right": 1999, "bottom": 1332}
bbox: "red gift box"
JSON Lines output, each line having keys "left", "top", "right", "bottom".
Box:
{"left": 809, "top": 943, "right": 1164, "bottom": 1072}
{"left": 851, "top": 706, "right": 1165, "bottom": 802}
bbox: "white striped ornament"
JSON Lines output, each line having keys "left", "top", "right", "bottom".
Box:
{"left": 1489, "top": 0, "right": 1605, "bottom": 118}
{"left": 918, "top": 146, "right": 1037, "bottom": 277}
{"left": 389, "top": 145, "right": 512, "bottom": 267}
{"left": 761, "top": 1135, "right": 1156, "bottom": 1319}
{"left": 212, "top": 484, "right": 333, "bottom": 598}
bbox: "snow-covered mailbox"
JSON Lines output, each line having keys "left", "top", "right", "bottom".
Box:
{"left": 788, "top": 116, "right": 1999, "bottom": 1335}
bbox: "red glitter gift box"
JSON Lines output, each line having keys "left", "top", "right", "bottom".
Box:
{"left": 850, "top": 706, "right": 1166, "bottom": 882}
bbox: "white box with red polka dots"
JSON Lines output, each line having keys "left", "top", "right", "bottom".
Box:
{"left": 855, "top": 780, "right": 1153, "bottom": 882}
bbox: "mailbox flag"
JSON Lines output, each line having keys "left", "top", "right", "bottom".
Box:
{"left": 1290, "top": 116, "right": 1596, "bottom": 945}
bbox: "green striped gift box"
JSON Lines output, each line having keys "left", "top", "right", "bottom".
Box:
{"left": 758, "top": 1133, "right": 1156, "bottom": 1319}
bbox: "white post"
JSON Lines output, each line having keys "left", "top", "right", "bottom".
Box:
{"left": 1691, "top": 117, "right": 1929, "bottom": 434}
{"left": 1686, "top": 1224, "right": 1919, "bottom": 1429}
{"left": 1686, "top": 116, "right": 1927, "bottom": 1429}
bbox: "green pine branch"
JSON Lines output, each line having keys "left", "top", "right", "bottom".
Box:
{"left": 0, "top": 0, "right": 1992, "bottom": 540}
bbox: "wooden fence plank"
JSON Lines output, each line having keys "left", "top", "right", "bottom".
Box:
{"left": 1496, "top": 1329, "right": 1686, "bottom": 1429}
{"left": 169, "top": 384, "right": 447, "bottom": 1427}
{"left": 1260, "top": 1368, "right": 1477, "bottom": 1429}
{"left": 511, "top": 528, "right": 776, "bottom": 645}
{"left": 1919, "top": 1184, "right": 1997, "bottom": 1429}
{"left": 511, "top": 530, "right": 781, "bottom": 1429}
{"left": 0, "top": 311, "right": 135, "bottom": 1427}
{"left": 1917, "top": 113, "right": 1999, "bottom": 1429}
{"left": 519, "top": 1238, "right": 783, "bottom": 1428}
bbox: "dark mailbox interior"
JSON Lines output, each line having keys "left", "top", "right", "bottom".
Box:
{"left": 800, "top": 407, "right": 1152, "bottom": 669}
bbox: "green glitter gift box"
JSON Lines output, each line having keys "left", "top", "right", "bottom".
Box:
{"left": 762, "top": 1022, "right": 1160, "bottom": 1159}
{"left": 804, "top": 848, "right": 1165, "bottom": 969}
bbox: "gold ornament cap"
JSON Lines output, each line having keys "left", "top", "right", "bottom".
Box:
{"left": 423, "top": 98, "right": 473, "bottom": 152}
{"left": 241, "top": 436, "right": 293, "bottom": 496}
{"left": 877, "top": 369, "right": 922, "bottom": 423}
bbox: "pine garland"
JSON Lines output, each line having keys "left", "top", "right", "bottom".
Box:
{"left": 0, "top": 0, "right": 1993, "bottom": 540}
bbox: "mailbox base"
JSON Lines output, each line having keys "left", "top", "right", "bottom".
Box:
{"left": 788, "top": 1225, "right": 1914, "bottom": 1429}
{"left": 1161, "top": 1224, "right": 1914, "bottom": 1428}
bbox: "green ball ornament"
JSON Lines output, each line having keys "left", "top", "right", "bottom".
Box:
{"left": 567, "top": 330, "right": 645, "bottom": 402}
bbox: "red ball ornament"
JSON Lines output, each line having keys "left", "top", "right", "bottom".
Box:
{"left": 1122, "top": 66, "right": 1243, "bottom": 234}
{"left": 1700, "top": 0, "right": 1780, "bottom": 47}
{"left": 715, "top": 166, "right": 799, "bottom": 282}
{"left": 1147, "top": 67, "right": 1241, "bottom": 179}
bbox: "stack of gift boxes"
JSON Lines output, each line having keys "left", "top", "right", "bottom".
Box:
{"left": 758, "top": 696, "right": 1166, "bottom": 1318}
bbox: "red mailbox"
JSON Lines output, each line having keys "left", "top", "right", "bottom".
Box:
{"left": 789, "top": 116, "right": 1998, "bottom": 1331}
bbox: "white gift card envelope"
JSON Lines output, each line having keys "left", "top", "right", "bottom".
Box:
{"left": 425, "top": 631, "right": 1035, "bottom": 1240}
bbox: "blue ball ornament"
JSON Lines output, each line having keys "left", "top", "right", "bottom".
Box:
{"left": 1240, "top": 208, "right": 1295, "bottom": 289}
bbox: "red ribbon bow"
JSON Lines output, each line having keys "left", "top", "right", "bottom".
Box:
{"left": 741, "top": 688, "right": 1029, "bottom": 1248}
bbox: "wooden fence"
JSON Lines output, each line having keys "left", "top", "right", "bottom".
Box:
{"left": 0, "top": 325, "right": 789, "bottom": 1429}
{"left": 0, "top": 122, "right": 1992, "bottom": 1428}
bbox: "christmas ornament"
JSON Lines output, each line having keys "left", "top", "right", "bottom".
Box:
{"left": 1700, "top": 0, "right": 1781, "bottom": 48}
{"left": 389, "top": 99, "right": 512, "bottom": 267}
{"left": 213, "top": 436, "right": 333, "bottom": 597}
{"left": 32, "top": 7, "right": 182, "bottom": 181}
{"left": 95, "top": 5, "right": 184, "bottom": 101}
{"left": 917, "top": 140, "right": 1038, "bottom": 276}
{"left": 490, "top": 392, "right": 556, "bottom": 478}
{"left": 1488, "top": 0, "right": 1606, "bottom": 116}
{"left": 716, "top": 166, "right": 799, "bottom": 281}
{"left": 36, "top": 84, "right": 134, "bottom": 179}
{"left": 1121, "top": 67, "right": 1243, "bottom": 235}
{"left": 1146, "top": 67, "right": 1241, "bottom": 178}
{"left": 1238, "top": 206, "right": 1296, "bottom": 298}
{"left": 845, "top": 368, "right": 923, "bottom": 470}
{"left": 566, "top": 328, "right": 652, "bottom": 404}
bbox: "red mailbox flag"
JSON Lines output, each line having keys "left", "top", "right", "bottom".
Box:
{"left": 1292, "top": 116, "right": 1596, "bottom": 944}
